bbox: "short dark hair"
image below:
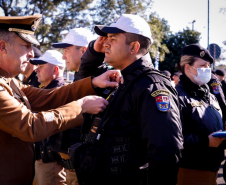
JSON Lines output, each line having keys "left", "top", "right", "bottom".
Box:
{"left": 0, "top": 29, "right": 15, "bottom": 44}
{"left": 123, "top": 32, "right": 152, "bottom": 55}
{"left": 75, "top": 46, "right": 83, "bottom": 50}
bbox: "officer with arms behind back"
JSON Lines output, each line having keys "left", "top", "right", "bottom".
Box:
{"left": 176, "top": 44, "right": 225, "bottom": 185}
{"left": 0, "top": 14, "right": 122, "bottom": 185}
{"left": 72, "top": 14, "right": 183, "bottom": 185}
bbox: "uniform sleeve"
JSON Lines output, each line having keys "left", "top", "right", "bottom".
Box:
{"left": 0, "top": 87, "right": 84, "bottom": 142}
{"left": 77, "top": 40, "right": 106, "bottom": 80}
{"left": 20, "top": 76, "right": 96, "bottom": 112}
{"left": 134, "top": 80, "right": 183, "bottom": 184}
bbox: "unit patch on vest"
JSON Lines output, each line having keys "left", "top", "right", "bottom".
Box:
{"left": 210, "top": 83, "right": 220, "bottom": 94}
{"left": 152, "top": 90, "right": 170, "bottom": 112}
{"left": 191, "top": 101, "right": 203, "bottom": 107}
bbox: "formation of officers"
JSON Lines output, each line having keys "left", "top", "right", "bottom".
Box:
{"left": 0, "top": 13, "right": 225, "bottom": 185}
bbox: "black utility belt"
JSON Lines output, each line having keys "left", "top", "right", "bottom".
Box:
{"left": 38, "top": 145, "right": 59, "bottom": 163}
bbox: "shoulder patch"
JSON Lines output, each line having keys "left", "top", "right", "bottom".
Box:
{"left": 210, "top": 83, "right": 220, "bottom": 94}
{"left": 0, "top": 85, "right": 5, "bottom": 91}
{"left": 152, "top": 90, "right": 170, "bottom": 112}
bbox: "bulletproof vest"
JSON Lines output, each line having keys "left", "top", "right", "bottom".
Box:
{"left": 81, "top": 67, "right": 177, "bottom": 175}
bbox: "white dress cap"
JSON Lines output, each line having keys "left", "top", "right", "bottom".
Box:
{"left": 30, "top": 50, "right": 65, "bottom": 68}
{"left": 94, "top": 14, "right": 153, "bottom": 43}
{"left": 52, "top": 28, "right": 95, "bottom": 48}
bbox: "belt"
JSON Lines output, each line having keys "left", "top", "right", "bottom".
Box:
{"left": 62, "top": 159, "right": 75, "bottom": 171}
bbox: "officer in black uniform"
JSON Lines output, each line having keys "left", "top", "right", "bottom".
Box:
{"left": 176, "top": 44, "right": 225, "bottom": 185}
{"left": 207, "top": 72, "right": 226, "bottom": 123}
{"left": 72, "top": 14, "right": 183, "bottom": 185}
{"left": 215, "top": 69, "right": 226, "bottom": 100}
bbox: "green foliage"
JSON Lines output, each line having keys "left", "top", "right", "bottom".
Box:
{"left": 89, "top": 0, "right": 152, "bottom": 26}
{"left": 0, "top": 0, "right": 94, "bottom": 51}
{"left": 148, "top": 13, "right": 171, "bottom": 62}
{"left": 159, "top": 28, "right": 201, "bottom": 73}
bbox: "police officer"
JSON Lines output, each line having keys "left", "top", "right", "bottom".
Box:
{"left": 31, "top": 50, "right": 67, "bottom": 185}
{"left": 176, "top": 44, "right": 225, "bottom": 185}
{"left": 52, "top": 27, "right": 95, "bottom": 82}
{"left": 207, "top": 71, "right": 226, "bottom": 123}
{"left": 52, "top": 28, "right": 95, "bottom": 185}
{"left": 74, "top": 14, "right": 183, "bottom": 185}
{"left": 0, "top": 14, "right": 122, "bottom": 185}
{"left": 215, "top": 69, "right": 226, "bottom": 100}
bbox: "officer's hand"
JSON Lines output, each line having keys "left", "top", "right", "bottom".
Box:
{"left": 94, "top": 36, "right": 108, "bottom": 53}
{"left": 77, "top": 96, "right": 108, "bottom": 114}
{"left": 92, "top": 70, "right": 124, "bottom": 88}
{"left": 208, "top": 130, "right": 226, "bottom": 147}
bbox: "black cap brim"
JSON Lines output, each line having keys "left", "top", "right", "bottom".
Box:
{"left": 52, "top": 43, "right": 74, "bottom": 48}
{"left": 17, "top": 32, "right": 40, "bottom": 46}
{"left": 94, "top": 25, "right": 125, "bottom": 36}
{"left": 30, "top": 59, "right": 47, "bottom": 65}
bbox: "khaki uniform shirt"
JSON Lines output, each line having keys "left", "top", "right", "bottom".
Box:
{"left": 0, "top": 68, "right": 96, "bottom": 184}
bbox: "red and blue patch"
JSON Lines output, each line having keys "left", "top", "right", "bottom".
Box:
{"left": 155, "top": 95, "right": 170, "bottom": 112}
{"left": 212, "top": 85, "right": 220, "bottom": 94}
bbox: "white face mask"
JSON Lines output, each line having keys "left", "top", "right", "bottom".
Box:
{"left": 189, "top": 66, "right": 211, "bottom": 85}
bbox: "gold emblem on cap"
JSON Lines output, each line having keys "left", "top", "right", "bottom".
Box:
{"left": 31, "top": 17, "right": 42, "bottom": 31}
{"left": 200, "top": 51, "right": 205, "bottom": 57}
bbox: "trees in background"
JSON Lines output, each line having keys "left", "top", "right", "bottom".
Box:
{"left": 159, "top": 29, "right": 201, "bottom": 73}
{"left": 0, "top": 0, "right": 152, "bottom": 50}
{"left": 0, "top": 0, "right": 204, "bottom": 72}
{"left": 0, "top": 0, "right": 94, "bottom": 50}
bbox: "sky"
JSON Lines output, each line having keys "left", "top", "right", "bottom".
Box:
{"left": 150, "top": 0, "right": 226, "bottom": 62}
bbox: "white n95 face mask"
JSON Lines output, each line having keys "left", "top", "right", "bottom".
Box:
{"left": 190, "top": 66, "right": 211, "bottom": 85}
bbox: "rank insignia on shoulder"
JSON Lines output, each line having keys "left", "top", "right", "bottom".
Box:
{"left": 0, "top": 85, "right": 4, "bottom": 91}
{"left": 210, "top": 83, "right": 220, "bottom": 94}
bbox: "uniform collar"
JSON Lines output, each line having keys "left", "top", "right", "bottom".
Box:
{"left": 44, "top": 76, "right": 65, "bottom": 89}
{"left": 179, "top": 74, "right": 209, "bottom": 97}
{"left": 0, "top": 68, "right": 11, "bottom": 84}
{"left": 121, "top": 55, "right": 153, "bottom": 77}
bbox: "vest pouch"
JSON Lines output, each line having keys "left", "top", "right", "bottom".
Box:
{"left": 68, "top": 142, "right": 103, "bottom": 175}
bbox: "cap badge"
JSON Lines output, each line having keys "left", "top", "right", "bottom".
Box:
{"left": 200, "top": 51, "right": 205, "bottom": 57}
{"left": 31, "top": 18, "right": 42, "bottom": 31}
